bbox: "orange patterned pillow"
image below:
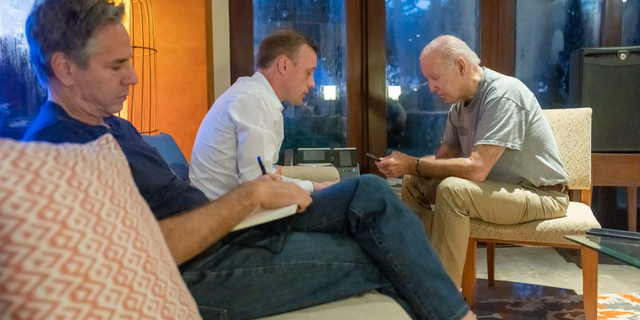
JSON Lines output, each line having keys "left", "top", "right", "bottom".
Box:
{"left": 0, "top": 134, "right": 201, "bottom": 320}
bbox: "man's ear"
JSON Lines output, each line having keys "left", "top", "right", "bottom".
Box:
{"left": 276, "top": 55, "right": 289, "bottom": 75}
{"left": 50, "top": 52, "right": 76, "bottom": 86}
{"left": 454, "top": 57, "right": 466, "bottom": 75}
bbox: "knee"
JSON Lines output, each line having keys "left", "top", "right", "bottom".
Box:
{"left": 436, "top": 177, "right": 468, "bottom": 200}
{"left": 357, "top": 174, "right": 388, "bottom": 189}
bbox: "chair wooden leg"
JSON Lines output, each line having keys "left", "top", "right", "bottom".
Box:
{"left": 581, "top": 247, "right": 598, "bottom": 320}
{"left": 461, "top": 238, "right": 477, "bottom": 307}
{"left": 487, "top": 242, "right": 496, "bottom": 288}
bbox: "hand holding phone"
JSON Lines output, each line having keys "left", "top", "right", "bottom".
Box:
{"left": 366, "top": 152, "right": 381, "bottom": 162}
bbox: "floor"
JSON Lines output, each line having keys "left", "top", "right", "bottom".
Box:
{"left": 473, "top": 245, "right": 640, "bottom": 301}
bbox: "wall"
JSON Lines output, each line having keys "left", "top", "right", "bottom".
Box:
{"left": 154, "top": 0, "right": 209, "bottom": 161}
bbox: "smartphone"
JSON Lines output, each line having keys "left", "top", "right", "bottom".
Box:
{"left": 366, "top": 153, "right": 381, "bottom": 162}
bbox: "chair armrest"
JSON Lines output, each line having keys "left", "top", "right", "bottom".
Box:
{"left": 280, "top": 166, "right": 340, "bottom": 183}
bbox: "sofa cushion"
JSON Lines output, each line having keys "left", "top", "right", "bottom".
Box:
{"left": 0, "top": 134, "right": 201, "bottom": 320}
{"left": 257, "top": 292, "right": 411, "bottom": 320}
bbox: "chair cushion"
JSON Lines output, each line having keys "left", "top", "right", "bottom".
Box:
{"left": 470, "top": 201, "right": 601, "bottom": 245}
{"left": 0, "top": 134, "right": 201, "bottom": 320}
{"left": 257, "top": 292, "right": 411, "bottom": 320}
{"left": 280, "top": 166, "right": 340, "bottom": 183}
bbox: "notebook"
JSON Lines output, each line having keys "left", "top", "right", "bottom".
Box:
{"left": 232, "top": 204, "right": 298, "bottom": 231}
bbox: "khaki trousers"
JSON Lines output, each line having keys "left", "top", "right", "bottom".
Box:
{"left": 401, "top": 175, "right": 569, "bottom": 288}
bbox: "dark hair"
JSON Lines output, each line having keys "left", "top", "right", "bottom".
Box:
{"left": 256, "top": 28, "right": 319, "bottom": 70}
{"left": 25, "top": 0, "right": 125, "bottom": 86}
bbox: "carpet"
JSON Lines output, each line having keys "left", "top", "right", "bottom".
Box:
{"left": 474, "top": 293, "right": 640, "bottom": 319}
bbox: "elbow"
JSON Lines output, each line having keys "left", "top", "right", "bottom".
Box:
{"left": 466, "top": 163, "right": 490, "bottom": 182}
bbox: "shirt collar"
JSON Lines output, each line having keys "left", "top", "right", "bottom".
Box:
{"left": 252, "top": 71, "right": 284, "bottom": 112}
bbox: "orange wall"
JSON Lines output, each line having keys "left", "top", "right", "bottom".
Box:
{"left": 154, "top": 0, "right": 209, "bottom": 161}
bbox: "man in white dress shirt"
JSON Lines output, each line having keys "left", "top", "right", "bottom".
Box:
{"left": 190, "top": 28, "right": 334, "bottom": 200}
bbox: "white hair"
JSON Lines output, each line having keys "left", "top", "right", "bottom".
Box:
{"left": 420, "top": 35, "right": 480, "bottom": 68}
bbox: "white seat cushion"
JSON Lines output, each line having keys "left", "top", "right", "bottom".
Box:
{"left": 257, "top": 292, "right": 411, "bottom": 320}
{"left": 470, "top": 201, "right": 601, "bottom": 245}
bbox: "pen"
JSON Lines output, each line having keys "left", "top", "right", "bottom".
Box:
{"left": 257, "top": 156, "right": 267, "bottom": 175}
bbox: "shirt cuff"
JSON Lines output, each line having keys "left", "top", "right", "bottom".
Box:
{"left": 297, "top": 180, "right": 314, "bottom": 192}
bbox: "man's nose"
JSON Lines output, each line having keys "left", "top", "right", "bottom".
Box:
{"left": 428, "top": 81, "right": 437, "bottom": 92}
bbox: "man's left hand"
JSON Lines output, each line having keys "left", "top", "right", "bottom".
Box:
{"left": 376, "top": 151, "right": 416, "bottom": 178}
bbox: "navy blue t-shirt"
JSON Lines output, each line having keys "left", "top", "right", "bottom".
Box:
{"left": 23, "top": 101, "right": 210, "bottom": 220}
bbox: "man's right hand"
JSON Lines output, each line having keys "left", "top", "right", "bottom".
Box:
{"left": 247, "top": 178, "right": 313, "bottom": 213}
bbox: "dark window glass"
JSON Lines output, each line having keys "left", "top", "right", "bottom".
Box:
{"left": 623, "top": 0, "right": 640, "bottom": 45}
{"left": 253, "top": 0, "right": 348, "bottom": 162}
{"left": 385, "top": 0, "right": 479, "bottom": 156}
{"left": 0, "top": 0, "right": 46, "bottom": 139}
{"left": 515, "top": 0, "right": 602, "bottom": 109}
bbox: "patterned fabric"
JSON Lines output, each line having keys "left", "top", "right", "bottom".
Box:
{"left": 470, "top": 202, "right": 600, "bottom": 245}
{"left": 543, "top": 108, "right": 592, "bottom": 190}
{"left": 0, "top": 135, "right": 201, "bottom": 320}
{"left": 474, "top": 292, "right": 640, "bottom": 319}
{"left": 470, "top": 108, "right": 600, "bottom": 244}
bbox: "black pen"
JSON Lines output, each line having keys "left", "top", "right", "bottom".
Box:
{"left": 257, "top": 156, "right": 267, "bottom": 175}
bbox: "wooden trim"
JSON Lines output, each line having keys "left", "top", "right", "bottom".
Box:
{"left": 470, "top": 238, "right": 582, "bottom": 250}
{"left": 601, "top": 0, "right": 623, "bottom": 47}
{"left": 365, "top": 0, "right": 387, "bottom": 175}
{"left": 228, "top": 0, "right": 254, "bottom": 83}
{"left": 479, "top": 0, "right": 516, "bottom": 76}
{"left": 204, "top": 0, "right": 215, "bottom": 108}
{"left": 346, "top": 0, "right": 366, "bottom": 172}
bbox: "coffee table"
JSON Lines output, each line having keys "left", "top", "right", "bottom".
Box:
{"left": 565, "top": 234, "right": 640, "bottom": 268}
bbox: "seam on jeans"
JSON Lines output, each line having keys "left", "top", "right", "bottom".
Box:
{"left": 302, "top": 213, "right": 346, "bottom": 232}
{"left": 182, "top": 261, "right": 380, "bottom": 279}
{"left": 349, "top": 206, "right": 437, "bottom": 319}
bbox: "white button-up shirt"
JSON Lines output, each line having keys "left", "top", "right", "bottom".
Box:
{"left": 190, "top": 72, "right": 314, "bottom": 200}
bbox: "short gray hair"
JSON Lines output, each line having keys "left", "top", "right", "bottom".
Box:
{"left": 420, "top": 35, "right": 480, "bottom": 68}
{"left": 26, "top": 0, "right": 125, "bottom": 86}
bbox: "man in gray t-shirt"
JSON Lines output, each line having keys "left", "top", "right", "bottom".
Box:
{"left": 376, "top": 35, "right": 569, "bottom": 288}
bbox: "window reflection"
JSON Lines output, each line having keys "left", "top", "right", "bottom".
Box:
{"left": 253, "top": 0, "right": 347, "bottom": 163}
{"left": 0, "top": 0, "right": 46, "bottom": 139}
{"left": 515, "top": 0, "right": 602, "bottom": 110}
{"left": 623, "top": 0, "right": 640, "bottom": 45}
{"left": 385, "top": 0, "right": 479, "bottom": 156}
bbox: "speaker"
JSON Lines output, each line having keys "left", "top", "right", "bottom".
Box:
{"left": 569, "top": 46, "right": 640, "bottom": 152}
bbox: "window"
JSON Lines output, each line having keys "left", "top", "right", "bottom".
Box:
{"left": 385, "top": 0, "right": 479, "bottom": 156}
{"left": 0, "top": 0, "right": 46, "bottom": 139}
{"left": 253, "top": 0, "right": 348, "bottom": 161}
{"left": 515, "top": 0, "right": 602, "bottom": 109}
{"left": 623, "top": 0, "right": 640, "bottom": 45}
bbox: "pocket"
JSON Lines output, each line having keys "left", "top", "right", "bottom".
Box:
{"left": 198, "top": 305, "right": 228, "bottom": 320}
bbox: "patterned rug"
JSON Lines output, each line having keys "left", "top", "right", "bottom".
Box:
{"left": 474, "top": 293, "right": 640, "bottom": 319}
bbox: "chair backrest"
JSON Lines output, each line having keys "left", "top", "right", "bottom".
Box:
{"left": 141, "top": 133, "right": 190, "bottom": 182}
{"left": 542, "top": 108, "right": 592, "bottom": 190}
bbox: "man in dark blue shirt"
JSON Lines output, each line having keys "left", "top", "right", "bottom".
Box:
{"left": 24, "top": 101, "right": 209, "bottom": 221}
{"left": 22, "top": 1, "right": 474, "bottom": 320}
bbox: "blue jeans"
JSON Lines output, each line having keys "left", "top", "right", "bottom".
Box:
{"left": 179, "top": 175, "right": 468, "bottom": 320}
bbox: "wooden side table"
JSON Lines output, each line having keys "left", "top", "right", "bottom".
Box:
{"left": 591, "top": 153, "right": 640, "bottom": 232}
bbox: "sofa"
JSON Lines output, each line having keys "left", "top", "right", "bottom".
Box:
{"left": 0, "top": 133, "right": 411, "bottom": 319}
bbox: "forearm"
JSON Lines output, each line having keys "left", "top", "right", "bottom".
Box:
{"left": 158, "top": 183, "right": 258, "bottom": 265}
{"left": 418, "top": 156, "right": 480, "bottom": 181}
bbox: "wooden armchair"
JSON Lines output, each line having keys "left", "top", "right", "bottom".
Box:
{"left": 461, "top": 108, "right": 602, "bottom": 320}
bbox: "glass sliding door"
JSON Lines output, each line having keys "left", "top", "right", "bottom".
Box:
{"left": 385, "top": 0, "right": 480, "bottom": 157}
{"left": 253, "top": 0, "right": 348, "bottom": 163}
{"left": 515, "top": 0, "right": 602, "bottom": 110}
{"left": 623, "top": 0, "right": 640, "bottom": 45}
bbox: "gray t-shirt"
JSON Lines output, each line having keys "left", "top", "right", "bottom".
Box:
{"left": 441, "top": 67, "right": 568, "bottom": 187}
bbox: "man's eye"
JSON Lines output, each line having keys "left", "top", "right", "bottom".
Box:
{"left": 111, "top": 66, "right": 121, "bottom": 71}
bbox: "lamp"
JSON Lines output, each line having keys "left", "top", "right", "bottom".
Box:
{"left": 388, "top": 86, "right": 401, "bottom": 100}
{"left": 113, "top": 0, "right": 158, "bottom": 135}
